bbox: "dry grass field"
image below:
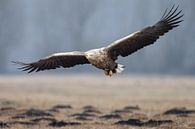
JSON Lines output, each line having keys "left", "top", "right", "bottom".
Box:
{"left": 0, "top": 74, "right": 195, "bottom": 129}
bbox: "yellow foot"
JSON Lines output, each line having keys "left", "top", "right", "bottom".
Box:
{"left": 108, "top": 70, "right": 113, "bottom": 77}
{"left": 104, "top": 70, "right": 113, "bottom": 77}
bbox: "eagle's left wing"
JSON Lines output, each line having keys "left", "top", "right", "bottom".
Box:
{"left": 106, "top": 5, "right": 183, "bottom": 60}
{"left": 13, "top": 51, "right": 90, "bottom": 73}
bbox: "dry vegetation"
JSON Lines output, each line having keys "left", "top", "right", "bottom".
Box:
{"left": 0, "top": 74, "right": 195, "bottom": 129}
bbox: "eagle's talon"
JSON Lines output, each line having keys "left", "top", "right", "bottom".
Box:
{"left": 104, "top": 70, "right": 113, "bottom": 77}
{"left": 109, "top": 70, "right": 113, "bottom": 77}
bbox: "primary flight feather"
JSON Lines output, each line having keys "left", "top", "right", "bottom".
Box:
{"left": 13, "top": 5, "right": 183, "bottom": 76}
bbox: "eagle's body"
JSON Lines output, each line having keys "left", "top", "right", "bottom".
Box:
{"left": 86, "top": 48, "right": 116, "bottom": 71}
{"left": 13, "top": 5, "right": 183, "bottom": 76}
{"left": 85, "top": 47, "right": 122, "bottom": 76}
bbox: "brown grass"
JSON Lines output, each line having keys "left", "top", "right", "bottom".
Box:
{"left": 0, "top": 74, "right": 195, "bottom": 129}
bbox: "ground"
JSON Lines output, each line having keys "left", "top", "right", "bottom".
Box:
{"left": 0, "top": 74, "right": 195, "bottom": 129}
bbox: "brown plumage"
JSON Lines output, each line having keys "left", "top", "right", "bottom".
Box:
{"left": 13, "top": 52, "right": 89, "bottom": 73}
{"left": 107, "top": 5, "right": 183, "bottom": 60}
{"left": 13, "top": 5, "right": 183, "bottom": 76}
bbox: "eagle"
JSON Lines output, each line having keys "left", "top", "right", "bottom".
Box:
{"left": 13, "top": 5, "right": 183, "bottom": 76}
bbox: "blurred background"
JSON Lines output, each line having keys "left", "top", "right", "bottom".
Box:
{"left": 0, "top": 0, "right": 194, "bottom": 75}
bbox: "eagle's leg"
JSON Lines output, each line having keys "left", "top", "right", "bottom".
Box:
{"left": 104, "top": 70, "right": 109, "bottom": 76}
{"left": 104, "top": 70, "right": 114, "bottom": 77}
{"left": 108, "top": 70, "right": 113, "bottom": 77}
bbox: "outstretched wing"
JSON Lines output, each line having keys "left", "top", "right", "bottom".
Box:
{"left": 13, "top": 51, "right": 90, "bottom": 73}
{"left": 106, "top": 5, "right": 183, "bottom": 60}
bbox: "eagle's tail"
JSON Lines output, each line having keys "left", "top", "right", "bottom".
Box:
{"left": 116, "top": 64, "right": 125, "bottom": 73}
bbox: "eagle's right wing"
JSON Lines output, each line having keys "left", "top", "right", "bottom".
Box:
{"left": 106, "top": 5, "right": 183, "bottom": 60}
{"left": 13, "top": 51, "right": 90, "bottom": 73}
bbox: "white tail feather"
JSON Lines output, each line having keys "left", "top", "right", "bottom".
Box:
{"left": 116, "top": 64, "right": 125, "bottom": 73}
